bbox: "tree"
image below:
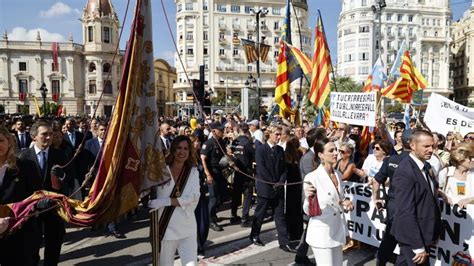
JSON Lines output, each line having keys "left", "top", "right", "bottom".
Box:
{"left": 385, "top": 102, "right": 404, "bottom": 113}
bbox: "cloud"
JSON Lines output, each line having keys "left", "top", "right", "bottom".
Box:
{"left": 40, "top": 2, "right": 81, "bottom": 18}
{"left": 8, "top": 27, "right": 66, "bottom": 42}
{"left": 159, "top": 50, "right": 175, "bottom": 65}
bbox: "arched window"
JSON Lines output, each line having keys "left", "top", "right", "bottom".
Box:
{"left": 103, "top": 63, "right": 111, "bottom": 73}
{"left": 89, "top": 62, "right": 96, "bottom": 72}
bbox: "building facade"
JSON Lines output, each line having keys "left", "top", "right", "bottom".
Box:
{"left": 337, "top": 0, "right": 452, "bottom": 98}
{"left": 173, "top": 0, "right": 312, "bottom": 115}
{"left": 154, "top": 59, "right": 178, "bottom": 117}
{"left": 450, "top": 3, "right": 474, "bottom": 106}
{"left": 0, "top": 0, "right": 121, "bottom": 117}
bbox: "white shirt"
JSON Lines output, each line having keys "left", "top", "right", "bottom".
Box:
{"left": 34, "top": 145, "right": 49, "bottom": 169}
{"left": 299, "top": 137, "right": 309, "bottom": 150}
{"left": 251, "top": 129, "right": 264, "bottom": 144}
{"left": 362, "top": 154, "right": 384, "bottom": 178}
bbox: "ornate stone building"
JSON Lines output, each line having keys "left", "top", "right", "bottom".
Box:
{"left": 0, "top": 0, "right": 122, "bottom": 117}
{"left": 154, "top": 59, "right": 177, "bottom": 117}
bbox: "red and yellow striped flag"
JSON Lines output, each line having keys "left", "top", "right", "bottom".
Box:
{"left": 285, "top": 41, "right": 312, "bottom": 75}
{"left": 275, "top": 40, "right": 295, "bottom": 117}
{"left": 308, "top": 15, "right": 331, "bottom": 109}
{"left": 382, "top": 51, "right": 427, "bottom": 103}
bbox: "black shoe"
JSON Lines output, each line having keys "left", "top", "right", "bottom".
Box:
{"left": 280, "top": 244, "right": 297, "bottom": 253}
{"left": 249, "top": 236, "right": 265, "bottom": 246}
{"left": 230, "top": 216, "right": 241, "bottom": 224}
{"left": 209, "top": 222, "right": 223, "bottom": 232}
{"left": 240, "top": 219, "right": 252, "bottom": 228}
{"left": 107, "top": 230, "right": 126, "bottom": 239}
{"left": 294, "top": 255, "right": 315, "bottom": 265}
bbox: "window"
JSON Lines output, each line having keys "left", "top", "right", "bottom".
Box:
{"left": 408, "top": 15, "right": 413, "bottom": 22}
{"left": 359, "top": 38, "right": 369, "bottom": 47}
{"left": 274, "top": 21, "right": 279, "bottom": 30}
{"left": 247, "top": 65, "right": 253, "bottom": 72}
{"left": 231, "top": 5, "right": 240, "bottom": 13}
{"left": 361, "top": 0, "right": 367, "bottom": 6}
{"left": 203, "top": 31, "right": 208, "bottom": 41}
{"left": 102, "top": 63, "right": 111, "bottom": 73}
{"left": 274, "top": 37, "right": 279, "bottom": 44}
{"left": 177, "top": 4, "right": 182, "bottom": 12}
{"left": 187, "top": 48, "right": 194, "bottom": 55}
{"left": 233, "top": 48, "right": 238, "bottom": 56}
{"left": 203, "top": 15, "right": 209, "bottom": 26}
{"left": 103, "top": 27, "right": 110, "bottom": 43}
{"left": 89, "top": 80, "right": 96, "bottom": 94}
{"left": 359, "top": 52, "right": 369, "bottom": 61}
{"left": 88, "top": 26, "right": 93, "bottom": 42}
{"left": 274, "top": 51, "right": 279, "bottom": 57}
{"left": 203, "top": 1, "right": 208, "bottom": 10}
{"left": 245, "top": 6, "right": 252, "bottom": 14}
{"left": 186, "top": 32, "right": 193, "bottom": 40}
{"left": 204, "top": 47, "right": 208, "bottom": 55}
{"left": 409, "top": 27, "right": 414, "bottom": 37}
{"left": 18, "top": 79, "right": 28, "bottom": 93}
{"left": 358, "top": 66, "right": 369, "bottom": 75}
{"left": 104, "top": 80, "right": 112, "bottom": 94}
{"left": 19, "top": 62, "right": 27, "bottom": 71}
{"left": 386, "top": 13, "right": 392, "bottom": 21}
{"left": 219, "top": 32, "right": 225, "bottom": 40}
{"left": 247, "top": 33, "right": 253, "bottom": 40}
{"left": 359, "top": 26, "right": 370, "bottom": 33}
{"left": 344, "top": 54, "right": 353, "bottom": 62}
{"left": 397, "top": 14, "right": 403, "bottom": 22}
{"left": 219, "top": 49, "right": 225, "bottom": 55}
{"left": 185, "top": 2, "right": 193, "bottom": 10}
{"left": 398, "top": 27, "right": 403, "bottom": 36}
{"left": 272, "top": 7, "right": 280, "bottom": 15}
{"left": 51, "top": 80, "right": 60, "bottom": 94}
{"left": 217, "top": 4, "right": 226, "bottom": 12}
{"left": 387, "top": 26, "right": 392, "bottom": 36}
{"left": 89, "top": 62, "right": 96, "bottom": 72}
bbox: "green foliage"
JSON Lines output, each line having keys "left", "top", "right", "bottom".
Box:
{"left": 40, "top": 102, "right": 59, "bottom": 115}
{"left": 385, "top": 102, "right": 404, "bottom": 113}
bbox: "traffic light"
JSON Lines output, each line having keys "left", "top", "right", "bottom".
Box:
{"left": 192, "top": 79, "right": 204, "bottom": 104}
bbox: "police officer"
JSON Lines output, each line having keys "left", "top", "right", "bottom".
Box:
{"left": 373, "top": 129, "right": 412, "bottom": 265}
{"left": 201, "top": 122, "right": 227, "bottom": 231}
{"left": 230, "top": 123, "right": 255, "bottom": 227}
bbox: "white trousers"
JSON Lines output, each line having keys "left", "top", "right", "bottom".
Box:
{"left": 310, "top": 245, "right": 343, "bottom": 266}
{"left": 160, "top": 234, "right": 197, "bottom": 266}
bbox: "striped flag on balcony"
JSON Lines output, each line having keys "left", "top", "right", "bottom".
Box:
{"left": 241, "top": 38, "right": 270, "bottom": 63}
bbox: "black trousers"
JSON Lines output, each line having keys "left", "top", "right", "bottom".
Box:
{"left": 0, "top": 220, "right": 39, "bottom": 266}
{"left": 207, "top": 173, "right": 227, "bottom": 222}
{"left": 250, "top": 196, "right": 289, "bottom": 247}
{"left": 36, "top": 212, "right": 66, "bottom": 266}
{"left": 296, "top": 223, "right": 309, "bottom": 258}
{"left": 231, "top": 174, "right": 253, "bottom": 219}
{"left": 377, "top": 200, "right": 398, "bottom": 265}
{"left": 396, "top": 244, "right": 430, "bottom": 266}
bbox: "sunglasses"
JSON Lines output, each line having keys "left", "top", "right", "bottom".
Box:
{"left": 339, "top": 150, "right": 350, "bottom": 155}
{"left": 374, "top": 146, "right": 381, "bottom": 151}
{"left": 465, "top": 136, "right": 474, "bottom": 140}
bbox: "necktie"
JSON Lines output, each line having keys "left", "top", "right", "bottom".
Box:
{"left": 40, "top": 151, "right": 47, "bottom": 172}
{"left": 70, "top": 132, "right": 75, "bottom": 146}
{"left": 423, "top": 163, "right": 434, "bottom": 195}
{"left": 165, "top": 138, "right": 171, "bottom": 150}
{"left": 20, "top": 134, "right": 25, "bottom": 148}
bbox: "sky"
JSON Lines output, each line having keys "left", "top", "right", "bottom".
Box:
{"left": 0, "top": 0, "right": 471, "bottom": 66}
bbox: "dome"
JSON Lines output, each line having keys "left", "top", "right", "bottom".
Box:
{"left": 292, "top": 0, "right": 308, "bottom": 11}
{"left": 84, "top": 0, "right": 114, "bottom": 16}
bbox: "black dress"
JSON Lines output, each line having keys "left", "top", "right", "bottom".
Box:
{"left": 285, "top": 161, "right": 303, "bottom": 240}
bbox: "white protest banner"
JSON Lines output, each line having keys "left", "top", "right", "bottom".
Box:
{"left": 330, "top": 92, "right": 377, "bottom": 127}
{"left": 424, "top": 93, "right": 474, "bottom": 136}
{"left": 343, "top": 182, "right": 474, "bottom": 266}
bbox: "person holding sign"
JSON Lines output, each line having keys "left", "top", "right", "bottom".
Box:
{"left": 303, "top": 138, "right": 354, "bottom": 265}
{"left": 391, "top": 130, "right": 442, "bottom": 266}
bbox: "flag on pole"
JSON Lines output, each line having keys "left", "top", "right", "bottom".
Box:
{"left": 308, "top": 14, "right": 331, "bottom": 109}
{"left": 275, "top": 40, "right": 295, "bottom": 117}
{"left": 241, "top": 39, "right": 271, "bottom": 63}
{"left": 389, "top": 40, "right": 406, "bottom": 78}
{"left": 32, "top": 96, "right": 42, "bottom": 116}
{"left": 382, "top": 50, "right": 427, "bottom": 103}
{"left": 52, "top": 42, "right": 59, "bottom": 72}
{"left": 281, "top": 0, "right": 303, "bottom": 83}
{"left": 285, "top": 42, "right": 312, "bottom": 75}
{"left": 0, "top": 0, "right": 168, "bottom": 234}
{"left": 362, "top": 57, "right": 387, "bottom": 92}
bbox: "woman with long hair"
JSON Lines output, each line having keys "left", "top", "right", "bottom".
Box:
{"left": 356, "top": 139, "right": 392, "bottom": 184}
{"left": 303, "top": 138, "right": 354, "bottom": 265}
{"left": 284, "top": 137, "right": 304, "bottom": 240}
{"left": 149, "top": 135, "right": 200, "bottom": 265}
{"left": 0, "top": 126, "right": 39, "bottom": 265}
{"left": 335, "top": 142, "right": 359, "bottom": 182}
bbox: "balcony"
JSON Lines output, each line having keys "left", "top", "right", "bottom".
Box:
{"left": 247, "top": 24, "right": 255, "bottom": 31}
{"left": 233, "top": 53, "right": 240, "bottom": 59}
{"left": 232, "top": 37, "right": 240, "bottom": 45}
{"left": 260, "top": 24, "right": 269, "bottom": 32}
{"left": 232, "top": 24, "right": 240, "bottom": 31}
{"left": 219, "top": 38, "right": 227, "bottom": 44}
{"left": 218, "top": 23, "right": 226, "bottom": 30}
{"left": 219, "top": 53, "right": 226, "bottom": 58}
{"left": 274, "top": 27, "right": 281, "bottom": 33}
{"left": 387, "top": 33, "right": 395, "bottom": 39}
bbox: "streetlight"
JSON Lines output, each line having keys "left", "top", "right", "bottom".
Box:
{"left": 39, "top": 82, "right": 47, "bottom": 117}
{"left": 250, "top": 7, "right": 269, "bottom": 117}
{"left": 371, "top": 0, "right": 386, "bottom": 60}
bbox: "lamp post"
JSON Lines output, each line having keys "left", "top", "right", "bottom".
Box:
{"left": 250, "top": 7, "right": 269, "bottom": 117}
{"left": 371, "top": 0, "right": 386, "bottom": 61}
{"left": 39, "top": 83, "right": 47, "bottom": 117}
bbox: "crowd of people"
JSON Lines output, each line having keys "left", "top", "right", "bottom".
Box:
{"left": 0, "top": 112, "right": 473, "bottom": 265}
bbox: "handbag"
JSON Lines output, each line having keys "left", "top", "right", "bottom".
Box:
{"left": 308, "top": 191, "right": 322, "bottom": 216}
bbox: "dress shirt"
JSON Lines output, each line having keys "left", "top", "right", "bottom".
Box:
{"left": 0, "top": 164, "right": 8, "bottom": 187}
{"left": 68, "top": 131, "right": 76, "bottom": 146}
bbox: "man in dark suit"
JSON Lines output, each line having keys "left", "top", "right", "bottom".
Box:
{"left": 294, "top": 127, "right": 326, "bottom": 264}
{"left": 78, "top": 118, "right": 93, "bottom": 141}
{"left": 19, "top": 121, "right": 67, "bottom": 266}
{"left": 250, "top": 125, "right": 295, "bottom": 253}
{"left": 391, "top": 130, "right": 442, "bottom": 266}
{"left": 63, "top": 118, "right": 86, "bottom": 197}
{"left": 14, "top": 119, "right": 32, "bottom": 151}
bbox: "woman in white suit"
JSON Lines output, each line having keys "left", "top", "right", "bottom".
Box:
{"left": 303, "top": 138, "right": 354, "bottom": 265}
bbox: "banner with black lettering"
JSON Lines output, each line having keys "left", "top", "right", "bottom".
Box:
{"left": 329, "top": 92, "right": 377, "bottom": 127}
{"left": 424, "top": 93, "right": 474, "bottom": 137}
{"left": 343, "top": 181, "right": 474, "bottom": 265}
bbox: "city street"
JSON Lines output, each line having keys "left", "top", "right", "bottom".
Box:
{"left": 46, "top": 204, "right": 378, "bottom": 266}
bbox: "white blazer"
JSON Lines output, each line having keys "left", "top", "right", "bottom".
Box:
{"left": 303, "top": 165, "right": 348, "bottom": 248}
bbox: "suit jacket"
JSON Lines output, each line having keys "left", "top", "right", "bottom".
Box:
{"left": 63, "top": 130, "right": 85, "bottom": 152}
{"left": 18, "top": 147, "right": 67, "bottom": 193}
{"left": 84, "top": 138, "right": 103, "bottom": 175}
{"left": 255, "top": 143, "right": 286, "bottom": 199}
{"left": 0, "top": 162, "right": 39, "bottom": 204}
{"left": 299, "top": 149, "right": 317, "bottom": 180}
{"left": 14, "top": 131, "right": 32, "bottom": 151}
{"left": 303, "top": 165, "right": 347, "bottom": 248}
{"left": 391, "top": 156, "right": 442, "bottom": 250}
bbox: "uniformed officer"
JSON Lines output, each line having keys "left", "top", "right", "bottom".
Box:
{"left": 200, "top": 122, "right": 227, "bottom": 231}
{"left": 230, "top": 123, "right": 255, "bottom": 227}
{"left": 373, "top": 129, "right": 412, "bottom": 265}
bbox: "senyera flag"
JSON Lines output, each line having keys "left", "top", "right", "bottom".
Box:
{"left": 0, "top": 0, "right": 169, "bottom": 233}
